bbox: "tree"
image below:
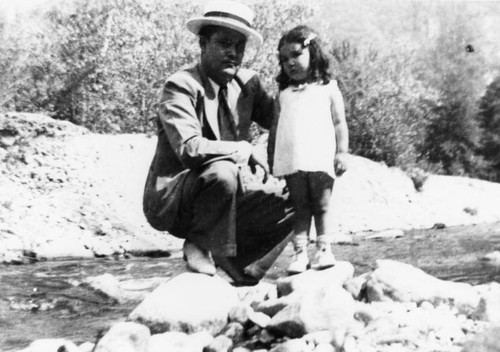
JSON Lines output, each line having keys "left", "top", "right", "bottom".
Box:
{"left": 330, "top": 41, "right": 438, "bottom": 169}
{"left": 477, "top": 76, "right": 500, "bottom": 181}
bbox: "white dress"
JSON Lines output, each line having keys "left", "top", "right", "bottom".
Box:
{"left": 273, "top": 80, "right": 339, "bottom": 178}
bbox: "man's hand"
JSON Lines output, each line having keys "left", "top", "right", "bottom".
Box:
{"left": 334, "top": 152, "right": 349, "bottom": 177}
{"left": 249, "top": 148, "right": 269, "bottom": 183}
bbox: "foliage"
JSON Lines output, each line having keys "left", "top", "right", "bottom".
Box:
{"left": 331, "top": 41, "right": 438, "bottom": 169}
{"left": 1, "top": 0, "right": 500, "bottom": 182}
{"left": 476, "top": 76, "right": 500, "bottom": 181}
{"left": 414, "top": 1, "right": 490, "bottom": 177}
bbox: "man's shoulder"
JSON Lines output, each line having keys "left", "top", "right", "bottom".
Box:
{"left": 167, "top": 65, "right": 203, "bottom": 91}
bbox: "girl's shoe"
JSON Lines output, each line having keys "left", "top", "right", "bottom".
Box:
{"left": 287, "top": 248, "right": 309, "bottom": 275}
{"left": 311, "top": 241, "right": 336, "bottom": 270}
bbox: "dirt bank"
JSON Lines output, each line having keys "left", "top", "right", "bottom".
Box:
{"left": 1, "top": 113, "right": 500, "bottom": 262}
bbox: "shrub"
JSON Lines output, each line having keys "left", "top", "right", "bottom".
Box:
{"left": 331, "top": 41, "right": 438, "bottom": 169}
{"left": 476, "top": 76, "right": 500, "bottom": 181}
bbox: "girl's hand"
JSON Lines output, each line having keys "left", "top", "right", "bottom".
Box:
{"left": 334, "top": 152, "right": 349, "bottom": 176}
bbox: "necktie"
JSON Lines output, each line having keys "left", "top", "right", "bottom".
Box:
{"left": 218, "top": 85, "right": 238, "bottom": 141}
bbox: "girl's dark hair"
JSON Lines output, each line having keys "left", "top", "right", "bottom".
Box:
{"left": 276, "top": 25, "right": 332, "bottom": 90}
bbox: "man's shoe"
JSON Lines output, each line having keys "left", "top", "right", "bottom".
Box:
{"left": 213, "top": 256, "right": 260, "bottom": 287}
{"left": 183, "top": 241, "right": 216, "bottom": 276}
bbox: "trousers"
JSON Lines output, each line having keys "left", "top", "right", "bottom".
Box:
{"left": 163, "top": 160, "right": 294, "bottom": 276}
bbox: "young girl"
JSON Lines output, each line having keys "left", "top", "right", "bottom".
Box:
{"left": 268, "top": 25, "right": 349, "bottom": 274}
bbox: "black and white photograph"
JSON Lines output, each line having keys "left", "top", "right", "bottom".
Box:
{"left": 1, "top": 0, "right": 500, "bottom": 351}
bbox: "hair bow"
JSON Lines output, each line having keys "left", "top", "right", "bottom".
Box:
{"left": 303, "top": 33, "right": 317, "bottom": 46}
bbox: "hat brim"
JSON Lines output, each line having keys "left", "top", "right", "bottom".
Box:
{"left": 186, "top": 17, "right": 263, "bottom": 47}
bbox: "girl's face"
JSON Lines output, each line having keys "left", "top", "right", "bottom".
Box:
{"left": 279, "top": 41, "right": 311, "bottom": 85}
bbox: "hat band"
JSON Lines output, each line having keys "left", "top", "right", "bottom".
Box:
{"left": 204, "top": 11, "right": 252, "bottom": 28}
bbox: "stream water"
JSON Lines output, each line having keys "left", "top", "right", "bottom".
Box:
{"left": 1, "top": 222, "right": 500, "bottom": 352}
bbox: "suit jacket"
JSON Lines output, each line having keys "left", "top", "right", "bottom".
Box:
{"left": 143, "top": 63, "right": 274, "bottom": 231}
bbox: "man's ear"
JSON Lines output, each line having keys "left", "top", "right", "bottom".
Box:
{"left": 199, "top": 37, "right": 207, "bottom": 52}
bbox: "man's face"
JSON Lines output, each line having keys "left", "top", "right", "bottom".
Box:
{"left": 200, "top": 27, "right": 247, "bottom": 85}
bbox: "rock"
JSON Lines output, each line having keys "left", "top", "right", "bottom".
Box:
{"left": 78, "top": 342, "right": 95, "bottom": 352}
{"left": 84, "top": 274, "right": 165, "bottom": 304}
{"left": 479, "top": 251, "right": 500, "bottom": 266}
{"left": 18, "top": 338, "right": 80, "bottom": 352}
{"left": 232, "top": 348, "right": 252, "bottom": 352}
{"left": 269, "top": 338, "right": 310, "bottom": 352}
{"left": 236, "top": 281, "right": 278, "bottom": 306}
{"left": 147, "top": 331, "right": 213, "bottom": 352}
{"left": 87, "top": 238, "right": 117, "bottom": 257}
{"left": 302, "top": 331, "right": 333, "bottom": 346}
{"left": 313, "top": 343, "right": 335, "bottom": 352}
{"left": 353, "top": 302, "right": 381, "bottom": 325}
{"left": 229, "top": 303, "right": 253, "bottom": 325}
{"left": 267, "top": 286, "right": 355, "bottom": 338}
{"left": 329, "top": 233, "right": 354, "bottom": 245}
{"left": 364, "top": 259, "right": 480, "bottom": 315}
{"left": 365, "top": 228, "right": 404, "bottom": 240}
{"left": 473, "top": 282, "right": 500, "bottom": 323}
{"left": 343, "top": 272, "right": 369, "bottom": 300}
{"left": 254, "top": 295, "right": 293, "bottom": 317}
{"left": 276, "top": 261, "right": 355, "bottom": 296}
{"left": 203, "top": 335, "right": 233, "bottom": 352}
{"left": 34, "top": 238, "right": 95, "bottom": 260}
{"left": 432, "top": 223, "right": 446, "bottom": 229}
{"left": 94, "top": 322, "right": 150, "bottom": 352}
{"left": 248, "top": 310, "right": 271, "bottom": 328}
{"left": 462, "top": 326, "right": 500, "bottom": 352}
{"left": 220, "top": 322, "right": 245, "bottom": 344}
{"left": 360, "top": 301, "right": 468, "bottom": 349}
{"left": 129, "top": 273, "right": 239, "bottom": 334}
{"left": 258, "top": 329, "right": 276, "bottom": 344}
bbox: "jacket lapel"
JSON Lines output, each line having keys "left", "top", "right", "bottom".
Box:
{"left": 196, "top": 65, "right": 221, "bottom": 140}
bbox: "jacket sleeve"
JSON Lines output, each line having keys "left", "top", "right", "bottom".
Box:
{"left": 267, "top": 94, "right": 280, "bottom": 174}
{"left": 248, "top": 75, "right": 275, "bottom": 130}
{"left": 158, "top": 72, "right": 251, "bottom": 170}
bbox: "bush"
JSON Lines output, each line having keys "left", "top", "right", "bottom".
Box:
{"left": 476, "top": 76, "right": 500, "bottom": 181}
{"left": 330, "top": 41, "right": 438, "bottom": 169}
{"left": 2, "top": 0, "right": 500, "bottom": 183}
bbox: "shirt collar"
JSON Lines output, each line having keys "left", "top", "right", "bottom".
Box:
{"left": 208, "top": 78, "right": 221, "bottom": 97}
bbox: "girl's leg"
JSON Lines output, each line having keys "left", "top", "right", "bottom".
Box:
{"left": 309, "top": 172, "right": 335, "bottom": 236}
{"left": 309, "top": 172, "right": 336, "bottom": 269}
{"left": 285, "top": 172, "right": 312, "bottom": 274}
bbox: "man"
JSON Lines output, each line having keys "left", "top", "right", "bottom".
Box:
{"left": 143, "top": 0, "right": 293, "bottom": 285}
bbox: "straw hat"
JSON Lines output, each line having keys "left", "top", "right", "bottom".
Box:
{"left": 186, "top": 0, "right": 263, "bottom": 47}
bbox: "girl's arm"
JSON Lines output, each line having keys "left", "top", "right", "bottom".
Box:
{"left": 330, "top": 81, "right": 349, "bottom": 175}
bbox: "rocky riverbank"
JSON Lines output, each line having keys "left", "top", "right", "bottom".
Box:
{"left": 17, "top": 259, "right": 500, "bottom": 352}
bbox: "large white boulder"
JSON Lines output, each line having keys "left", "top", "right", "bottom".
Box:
{"left": 129, "top": 273, "right": 239, "bottom": 334}
{"left": 93, "top": 322, "right": 150, "bottom": 352}
{"left": 364, "top": 259, "right": 480, "bottom": 315}
{"left": 147, "top": 331, "right": 213, "bottom": 352}
{"left": 267, "top": 285, "right": 355, "bottom": 338}
{"left": 18, "top": 339, "right": 79, "bottom": 352}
